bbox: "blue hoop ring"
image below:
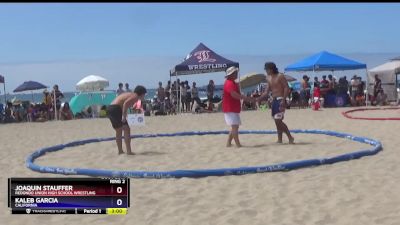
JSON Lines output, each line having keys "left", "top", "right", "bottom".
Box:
{"left": 26, "top": 130, "right": 382, "bottom": 179}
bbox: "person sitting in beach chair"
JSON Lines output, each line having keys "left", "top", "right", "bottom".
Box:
{"left": 4, "top": 102, "right": 16, "bottom": 123}
{"left": 376, "top": 90, "right": 388, "bottom": 106}
{"left": 242, "top": 92, "right": 253, "bottom": 110}
{"left": 60, "top": 102, "right": 74, "bottom": 121}
{"left": 99, "top": 105, "right": 108, "bottom": 118}
{"left": 193, "top": 98, "right": 209, "bottom": 113}
{"left": 288, "top": 88, "right": 301, "bottom": 109}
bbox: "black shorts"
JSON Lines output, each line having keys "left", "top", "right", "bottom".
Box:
{"left": 107, "top": 105, "right": 128, "bottom": 129}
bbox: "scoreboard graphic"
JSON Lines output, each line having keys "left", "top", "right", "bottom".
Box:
{"left": 8, "top": 178, "right": 130, "bottom": 215}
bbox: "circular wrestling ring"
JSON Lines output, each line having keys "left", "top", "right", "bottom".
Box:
{"left": 26, "top": 130, "right": 382, "bottom": 179}
{"left": 342, "top": 107, "right": 400, "bottom": 120}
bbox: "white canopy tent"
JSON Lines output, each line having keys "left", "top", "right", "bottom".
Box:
{"left": 368, "top": 59, "right": 400, "bottom": 102}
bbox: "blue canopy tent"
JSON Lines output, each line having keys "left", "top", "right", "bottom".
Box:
{"left": 284, "top": 51, "right": 368, "bottom": 106}
{"left": 285, "top": 51, "right": 366, "bottom": 72}
{"left": 170, "top": 43, "right": 239, "bottom": 112}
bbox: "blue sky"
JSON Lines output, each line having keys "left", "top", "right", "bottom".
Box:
{"left": 1, "top": 3, "right": 400, "bottom": 92}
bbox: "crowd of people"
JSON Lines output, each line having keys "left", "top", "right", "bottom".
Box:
{"left": 294, "top": 74, "right": 366, "bottom": 107}
{"left": 239, "top": 73, "right": 391, "bottom": 111}
{"left": 1, "top": 73, "right": 393, "bottom": 124}
{"left": 0, "top": 84, "right": 75, "bottom": 123}
{"left": 147, "top": 79, "right": 221, "bottom": 116}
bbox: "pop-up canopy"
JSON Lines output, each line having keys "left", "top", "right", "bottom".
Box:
{"left": 285, "top": 51, "right": 366, "bottom": 72}
{"left": 170, "top": 43, "right": 239, "bottom": 76}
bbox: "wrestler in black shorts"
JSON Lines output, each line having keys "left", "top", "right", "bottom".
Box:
{"left": 107, "top": 105, "right": 128, "bottom": 129}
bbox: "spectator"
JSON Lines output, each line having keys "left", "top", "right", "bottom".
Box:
{"left": 116, "top": 83, "right": 125, "bottom": 96}
{"left": 82, "top": 106, "right": 93, "bottom": 118}
{"left": 191, "top": 82, "right": 201, "bottom": 111}
{"left": 207, "top": 80, "right": 215, "bottom": 110}
{"left": 185, "top": 81, "right": 191, "bottom": 112}
{"left": 376, "top": 90, "right": 388, "bottom": 106}
{"left": 171, "top": 82, "right": 177, "bottom": 107}
{"left": 51, "top": 84, "right": 64, "bottom": 119}
{"left": 156, "top": 82, "right": 165, "bottom": 103}
{"left": 350, "top": 75, "right": 360, "bottom": 105}
{"left": 251, "top": 89, "right": 261, "bottom": 109}
{"left": 327, "top": 75, "right": 336, "bottom": 95}
{"left": 42, "top": 89, "right": 52, "bottom": 119}
{"left": 358, "top": 77, "right": 365, "bottom": 96}
{"left": 321, "top": 75, "right": 329, "bottom": 89}
{"left": 125, "top": 83, "right": 131, "bottom": 92}
{"left": 27, "top": 104, "right": 35, "bottom": 122}
{"left": 300, "top": 75, "right": 311, "bottom": 108}
{"left": 176, "top": 79, "right": 181, "bottom": 101}
{"left": 165, "top": 80, "right": 171, "bottom": 101}
{"left": 43, "top": 89, "right": 52, "bottom": 106}
{"left": 313, "top": 76, "right": 320, "bottom": 88}
{"left": 320, "top": 75, "right": 329, "bottom": 98}
{"left": 4, "top": 102, "right": 15, "bottom": 123}
{"left": 180, "top": 82, "right": 187, "bottom": 112}
{"left": 60, "top": 102, "right": 73, "bottom": 120}
{"left": 35, "top": 103, "right": 48, "bottom": 122}
{"left": 99, "top": 105, "right": 107, "bottom": 118}
{"left": 288, "top": 88, "right": 300, "bottom": 107}
{"left": 373, "top": 74, "right": 383, "bottom": 98}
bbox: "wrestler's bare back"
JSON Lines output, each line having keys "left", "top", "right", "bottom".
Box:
{"left": 111, "top": 92, "right": 138, "bottom": 107}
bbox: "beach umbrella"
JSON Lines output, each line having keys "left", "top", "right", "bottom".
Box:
{"left": 240, "top": 73, "right": 266, "bottom": 89}
{"left": 76, "top": 75, "right": 109, "bottom": 92}
{"left": 13, "top": 81, "right": 48, "bottom": 102}
{"left": 240, "top": 73, "right": 297, "bottom": 89}
{"left": 284, "top": 74, "right": 297, "bottom": 82}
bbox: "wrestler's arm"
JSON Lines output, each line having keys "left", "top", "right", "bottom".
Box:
{"left": 122, "top": 95, "right": 137, "bottom": 122}
{"left": 230, "top": 91, "right": 251, "bottom": 102}
{"left": 280, "top": 75, "right": 290, "bottom": 107}
{"left": 257, "top": 79, "right": 271, "bottom": 102}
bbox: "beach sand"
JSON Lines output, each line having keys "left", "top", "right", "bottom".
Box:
{"left": 1, "top": 107, "right": 400, "bottom": 225}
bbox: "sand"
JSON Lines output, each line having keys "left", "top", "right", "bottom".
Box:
{"left": 1, "top": 107, "right": 400, "bottom": 225}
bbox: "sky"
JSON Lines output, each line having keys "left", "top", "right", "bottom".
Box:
{"left": 1, "top": 3, "right": 400, "bottom": 93}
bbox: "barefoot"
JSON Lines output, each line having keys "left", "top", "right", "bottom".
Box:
{"left": 289, "top": 137, "right": 295, "bottom": 144}
{"left": 226, "top": 143, "right": 232, "bottom": 147}
{"left": 276, "top": 140, "right": 283, "bottom": 144}
{"left": 126, "top": 151, "right": 136, "bottom": 155}
{"left": 118, "top": 151, "right": 125, "bottom": 155}
{"left": 235, "top": 144, "right": 242, "bottom": 148}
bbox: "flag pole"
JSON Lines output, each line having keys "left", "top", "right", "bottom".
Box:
{"left": 54, "top": 89, "right": 57, "bottom": 120}
{"left": 1, "top": 75, "right": 6, "bottom": 104}
{"left": 3, "top": 80, "right": 6, "bottom": 104}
